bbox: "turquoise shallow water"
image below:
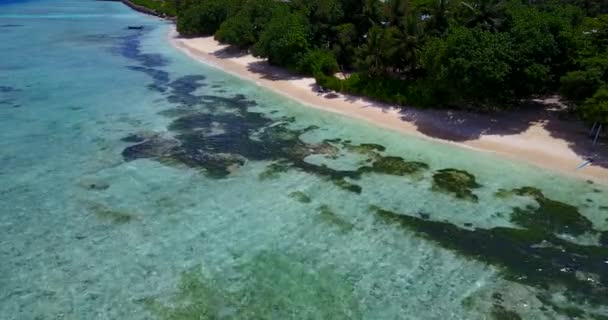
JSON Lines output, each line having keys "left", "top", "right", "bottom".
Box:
{"left": 2, "top": 1, "right": 608, "bottom": 319}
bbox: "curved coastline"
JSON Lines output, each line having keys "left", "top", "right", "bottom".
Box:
{"left": 168, "top": 27, "right": 608, "bottom": 185}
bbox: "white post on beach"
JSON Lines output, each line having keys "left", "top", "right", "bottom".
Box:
{"left": 593, "top": 124, "right": 603, "bottom": 145}
{"left": 590, "top": 121, "right": 598, "bottom": 136}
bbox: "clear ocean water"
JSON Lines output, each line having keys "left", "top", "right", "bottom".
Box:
{"left": 1, "top": 1, "right": 607, "bottom": 319}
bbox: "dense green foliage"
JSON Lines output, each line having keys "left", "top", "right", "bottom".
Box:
{"left": 130, "top": 0, "right": 176, "bottom": 17}
{"left": 167, "top": 0, "right": 608, "bottom": 123}
{"left": 176, "top": 0, "right": 239, "bottom": 36}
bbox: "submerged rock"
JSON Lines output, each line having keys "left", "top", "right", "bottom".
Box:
{"left": 432, "top": 168, "right": 481, "bottom": 201}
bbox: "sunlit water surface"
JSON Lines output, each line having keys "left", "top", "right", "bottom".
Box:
{"left": 1, "top": 1, "right": 608, "bottom": 319}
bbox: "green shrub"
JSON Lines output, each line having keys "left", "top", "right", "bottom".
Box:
{"left": 177, "top": 0, "right": 231, "bottom": 37}
{"left": 131, "top": 0, "right": 176, "bottom": 17}
{"left": 215, "top": 0, "right": 279, "bottom": 48}
{"left": 297, "top": 49, "right": 339, "bottom": 76}
{"left": 252, "top": 9, "right": 311, "bottom": 68}
{"left": 560, "top": 69, "right": 603, "bottom": 102}
{"left": 316, "top": 73, "right": 440, "bottom": 107}
{"left": 580, "top": 85, "right": 608, "bottom": 123}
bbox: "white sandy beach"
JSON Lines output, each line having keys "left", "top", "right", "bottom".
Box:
{"left": 169, "top": 27, "right": 608, "bottom": 184}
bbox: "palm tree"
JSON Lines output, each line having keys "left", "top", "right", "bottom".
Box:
{"left": 390, "top": 13, "right": 424, "bottom": 76}
{"left": 356, "top": 26, "right": 388, "bottom": 76}
{"left": 384, "top": 0, "right": 410, "bottom": 28}
{"left": 461, "top": 0, "right": 505, "bottom": 32}
{"left": 426, "top": 0, "right": 450, "bottom": 35}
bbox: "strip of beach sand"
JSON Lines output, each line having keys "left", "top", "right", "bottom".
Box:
{"left": 169, "top": 27, "right": 608, "bottom": 184}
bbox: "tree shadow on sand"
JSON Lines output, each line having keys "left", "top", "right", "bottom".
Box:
{"left": 210, "top": 45, "right": 249, "bottom": 59}
{"left": 246, "top": 60, "right": 308, "bottom": 81}
{"left": 396, "top": 98, "right": 608, "bottom": 169}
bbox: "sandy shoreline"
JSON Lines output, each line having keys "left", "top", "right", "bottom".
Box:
{"left": 168, "top": 27, "right": 608, "bottom": 184}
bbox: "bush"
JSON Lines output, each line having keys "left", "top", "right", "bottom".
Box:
{"left": 421, "top": 27, "right": 515, "bottom": 105}
{"left": 316, "top": 73, "right": 440, "bottom": 107}
{"left": 297, "top": 49, "right": 339, "bottom": 76}
{"left": 560, "top": 70, "right": 603, "bottom": 102}
{"left": 215, "top": 0, "right": 279, "bottom": 48}
{"left": 252, "top": 9, "right": 311, "bottom": 68}
{"left": 580, "top": 85, "right": 608, "bottom": 123}
{"left": 131, "top": 0, "right": 176, "bottom": 16}
{"left": 177, "top": 0, "right": 231, "bottom": 37}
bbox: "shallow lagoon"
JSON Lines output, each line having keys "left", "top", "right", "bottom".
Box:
{"left": 1, "top": 0, "right": 608, "bottom": 319}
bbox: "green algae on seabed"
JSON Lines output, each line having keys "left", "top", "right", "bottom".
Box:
{"left": 491, "top": 305, "right": 522, "bottom": 320}
{"left": 122, "top": 90, "right": 432, "bottom": 194}
{"left": 601, "top": 232, "right": 608, "bottom": 246}
{"left": 258, "top": 161, "right": 291, "bottom": 180}
{"left": 288, "top": 191, "right": 311, "bottom": 203}
{"left": 432, "top": 168, "right": 481, "bottom": 201}
{"left": 370, "top": 206, "right": 608, "bottom": 317}
{"left": 504, "top": 187, "right": 594, "bottom": 236}
{"left": 332, "top": 178, "right": 362, "bottom": 193}
{"left": 145, "top": 252, "right": 362, "bottom": 319}
{"left": 341, "top": 142, "right": 386, "bottom": 155}
{"left": 361, "top": 156, "right": 429, "bottom": 176}
{"left": 316, "top": 205, "right": 355, "bottom": 232}
{"left": 84, "top": 202, "right": 135, "bottom": 224}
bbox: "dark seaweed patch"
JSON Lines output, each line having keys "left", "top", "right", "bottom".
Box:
{"left": 122, "top": 137, "right": 180, "bottom": 161}
{"left": 342, "top": 142, "right": 386, "bottom": 155}
{"left": 361, "top": 156, "right": 428, "bottom": 176}
{"left": 600, "top": 232, "right": 608, "bottom": 246}
{"left": 332, "top": 178, "right": 362, "bottom": 193}
{"left": 85, "top": 202, "right": 135, "bottom": 224}
{"left": 166, "top": 75, "right": 208, "bottom": 106}
{"left": 491, "top": 305, "right": 522, "bottom": 320}
{"left": 316, "top": 205, "right": 354, "bottom": 232}
{"left": 432, "top": 168, "right": 481, "bottom": 201}
{"left": 371, "top": 206, "right": 608, "bottom": 307}
{"left": 288, "top": 191, "right": 311, "bottom": 203}
{"left": 127, "top": 66, "right": 170, "bottom": 92}
{"left": 0, "top": 86, "right": 19, "bottom": 93}
{"left": 259, "top": 161, "right": 290, "bottom": 180}
{"left": 118, "top": 31, "right": 168, "bottom": 68}
{"left": 120, "top": 131, "right": 158, "bottom": 143}
{"left": 508, "top": 187, "right": 593, "bottom": 237}
{"left": 123, "top": 92, "right": 434, "bottom": 191}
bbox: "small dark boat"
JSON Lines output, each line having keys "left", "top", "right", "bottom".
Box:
{"left": 127, "top": 25, "right": 144, "bottom": 30}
